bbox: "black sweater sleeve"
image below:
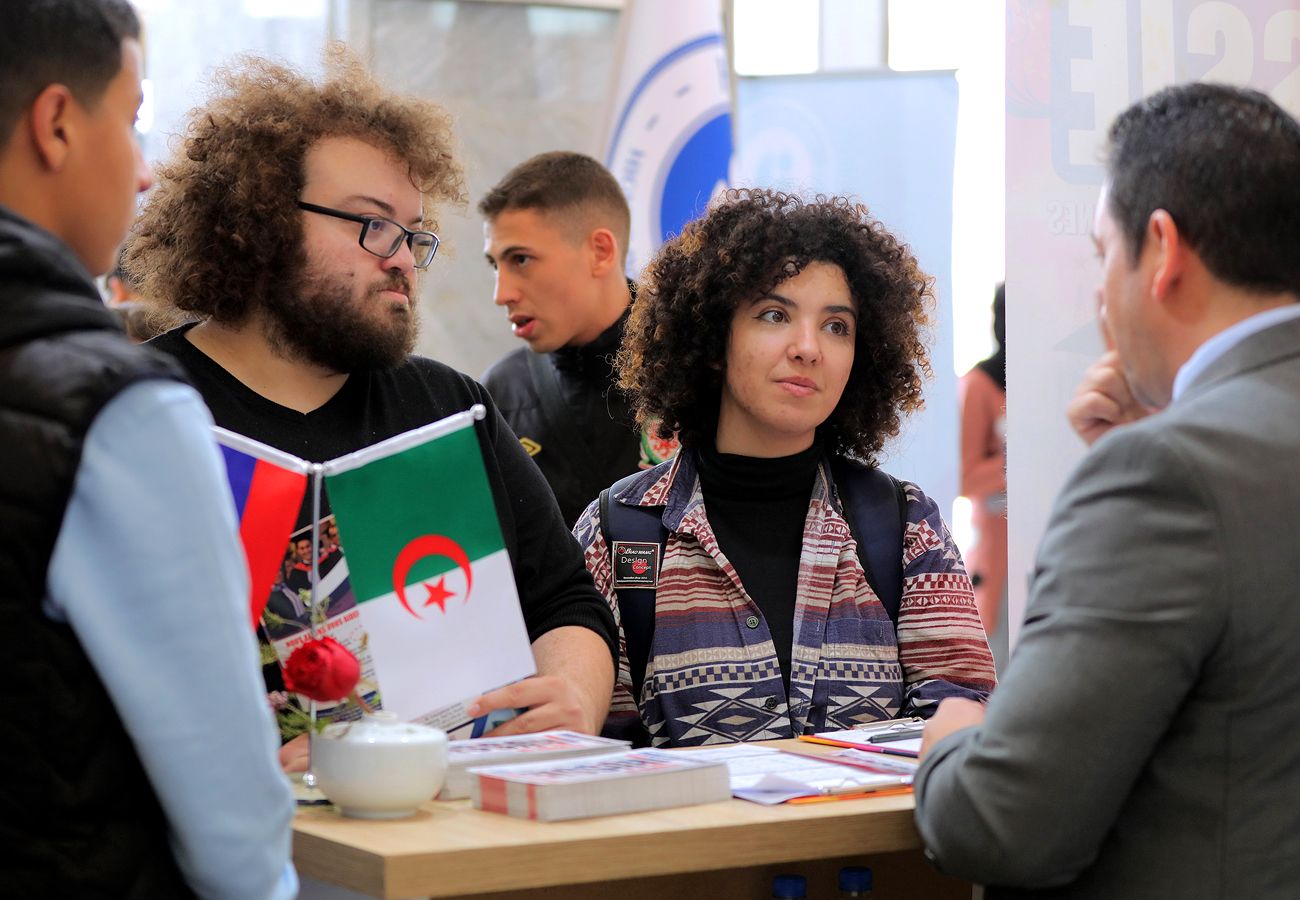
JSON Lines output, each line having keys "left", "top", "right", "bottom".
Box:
{"left": 474, "top": 380, "right": 619, "bottom": 667}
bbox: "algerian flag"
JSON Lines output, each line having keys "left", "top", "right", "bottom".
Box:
{"left": 322, "top": 406, "right": 536, "bottom": 726}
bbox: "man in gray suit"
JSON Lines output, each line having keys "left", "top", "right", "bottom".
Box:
{"left": 913, "top": 83, "right": 1300, "bottom": 897}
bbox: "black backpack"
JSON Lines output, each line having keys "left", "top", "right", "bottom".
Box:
{"left": 598, "top": 457, "right": 908, "bottom": 701}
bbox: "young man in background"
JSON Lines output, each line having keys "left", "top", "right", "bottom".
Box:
{"left": 481, "top": 152, "right": 678, "bottom": 526}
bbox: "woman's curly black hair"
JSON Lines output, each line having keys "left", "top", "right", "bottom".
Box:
{"left": 618, "top": 189, "right": 934, "bottom": 461}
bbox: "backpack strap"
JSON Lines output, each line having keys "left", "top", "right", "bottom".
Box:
{"left": 830, "top": 458, "right": 908, "bottom": 626}
{"left": 599, "top": 472, "right": 667, "bottom": 703}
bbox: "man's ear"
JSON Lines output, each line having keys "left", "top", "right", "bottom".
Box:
{"left": 589, "top": 227, "right": 620, "bottom": 277}
{"left": 1146, "top": 209, "right": 1186, "bottom": 302}
{"left": 26, "top": 84, "right": 76, "bottom": 172}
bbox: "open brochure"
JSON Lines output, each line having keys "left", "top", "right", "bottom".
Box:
{"left": 686, "top": 744, "right": 915, "bottom": 805}
{"left": 215, "top": 406, "right": 536, "bottom": 739}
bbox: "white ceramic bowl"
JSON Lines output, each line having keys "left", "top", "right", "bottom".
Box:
{"left": 312, "top": 713, "right": 448, "bottom": 819}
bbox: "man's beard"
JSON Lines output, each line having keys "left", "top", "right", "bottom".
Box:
{"left": 266, "top": 270, "right": 419, "bottom": 372}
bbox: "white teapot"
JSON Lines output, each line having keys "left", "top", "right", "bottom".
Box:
{"left": 312, "top": 712, "right": 448, "bottom": 819}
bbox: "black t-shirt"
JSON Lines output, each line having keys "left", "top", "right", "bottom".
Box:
{"left": 696, "top": 442, "right": 821, "bottom": 693}
{"left": 149, "top": 324, "right": 618, "bottom": 668}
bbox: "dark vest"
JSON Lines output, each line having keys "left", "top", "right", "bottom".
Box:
{"left": 0, "top": 208, "right": 194, "bottom": 897}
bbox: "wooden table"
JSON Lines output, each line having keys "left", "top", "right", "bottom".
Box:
{"left": 293, "top": 740, "right": 971, "bottom": 900}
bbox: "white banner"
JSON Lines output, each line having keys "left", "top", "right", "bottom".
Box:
{"left": 603, "top": 0, "right": 734, "bottom": 277}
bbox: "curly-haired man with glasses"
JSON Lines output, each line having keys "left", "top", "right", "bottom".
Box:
{"left": 129, "top": 51, "right": 618, "bottom": 769}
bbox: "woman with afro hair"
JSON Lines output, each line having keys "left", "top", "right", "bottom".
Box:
{"left": 573, "top": 189, "right": 996, "bottom": 748}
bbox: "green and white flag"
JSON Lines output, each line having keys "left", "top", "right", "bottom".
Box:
{"left": 322, "top": 406, "right": 536, "bottom": 726}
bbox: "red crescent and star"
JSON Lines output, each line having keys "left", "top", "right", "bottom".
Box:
{"left": 391, "top": 535, "right": 473, "bottom": 620}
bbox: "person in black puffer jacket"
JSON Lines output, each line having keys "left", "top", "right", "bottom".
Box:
{"left": 480, "top": 152, "right": 679, "bottom": 527}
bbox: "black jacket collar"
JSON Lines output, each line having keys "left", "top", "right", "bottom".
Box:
{"left": 0, "top": 205, "right": 118, "bottom": 349}
{"left": 551, "top": 281, "right": 635, "bottom": 378}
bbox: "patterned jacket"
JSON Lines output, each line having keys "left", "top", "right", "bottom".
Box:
{"left": 573, "top": 450, "right": 997, "bottom": 747}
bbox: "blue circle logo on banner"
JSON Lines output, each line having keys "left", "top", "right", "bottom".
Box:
{"left": 606, "top": 34, "right": 733, "bottom": 275}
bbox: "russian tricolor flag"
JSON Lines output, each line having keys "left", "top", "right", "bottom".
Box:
{"left": 213, "top": 427, "right": 311, "bottom": 627}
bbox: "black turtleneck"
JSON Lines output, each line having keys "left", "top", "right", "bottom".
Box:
{"left": 550, "top": 308, "right": 626, "bottom": 416}
{"left": 697, "top": 442, "right": 822, "bottom": 692}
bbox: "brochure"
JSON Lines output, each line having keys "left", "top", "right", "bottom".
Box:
{"left": 798, "top": 718, "right": 926, "bottom": 758}
{"left": 686, "top": 744, "right": 913, "bottom": 805}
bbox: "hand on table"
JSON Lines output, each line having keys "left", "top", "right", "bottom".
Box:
{"left": 919, "top": 698, "right": 987, "bottom": 760}
{"left": 1066, "top": 350, "right": 1155, "bottom": 447}
{"left": 469, "top": 674, "right": 599, "bottom": 737}
{"left": 279, "top": 733, "right": 310, "bottom": 773}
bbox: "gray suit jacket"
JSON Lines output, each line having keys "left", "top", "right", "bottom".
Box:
{"left": 914, "top": 313, "right": 1300, "bottom": 898}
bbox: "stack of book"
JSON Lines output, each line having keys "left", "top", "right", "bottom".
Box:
{"left": 439, "top": 731, "right": 631, "bottom": 800}
{"left": 469, "top": 749, "right": 731, "bottom": 821}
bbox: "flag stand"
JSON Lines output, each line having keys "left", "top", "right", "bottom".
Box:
{"left": 302, "top": 463, "right": 325, "bottom": 789}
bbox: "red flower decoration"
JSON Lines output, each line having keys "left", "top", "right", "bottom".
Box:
{"left": 283, "top": 637, "right": 361, "bottom": 702}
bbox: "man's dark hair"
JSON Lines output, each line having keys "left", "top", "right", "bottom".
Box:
{"left": 1105, "top": 82, "right": 1300, "bottom": 296}
{"left": 0, "top": 0, "right": 140, "bottom": 143}
{"left": 479, "top": 152, "right": 630, "bottom": 259}
{"left": 618, "top": 189, "right": 933, "bottom": 461}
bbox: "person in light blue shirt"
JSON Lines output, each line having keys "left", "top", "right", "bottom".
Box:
{"left": 43, "top": 381, "right": 299, "bottom": 900}
{"left": 0, "top": 1, "right": 295, "bottom": 896}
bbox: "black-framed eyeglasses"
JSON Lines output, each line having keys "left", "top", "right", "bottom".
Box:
{"left": 297, "top": 201, "right": 440, "bottom": 269}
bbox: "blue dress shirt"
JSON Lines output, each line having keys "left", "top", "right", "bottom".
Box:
{"left": 1172, "top": 302, "right": 1300, "bottom": 400}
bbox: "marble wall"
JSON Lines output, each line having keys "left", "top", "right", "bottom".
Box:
{"left": 139, "top": 0, "right": 620, "bottom": 378}
{"left": 353, "top": 0, "right": 622, "bottom": 377}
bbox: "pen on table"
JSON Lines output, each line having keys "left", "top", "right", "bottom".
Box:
{"left": 867, "top": 728, "right": 924, "bottom": 744}
{"left": 854, "top": 716, "right": 923, "bottom": 731}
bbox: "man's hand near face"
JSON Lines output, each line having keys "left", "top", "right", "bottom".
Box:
{"left": 1067, "top": 350, "right": 1157, "bottom": 447}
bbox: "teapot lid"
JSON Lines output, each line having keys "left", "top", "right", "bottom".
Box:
{"left": 321, "top": 712, "right": 447, "bottom": 745}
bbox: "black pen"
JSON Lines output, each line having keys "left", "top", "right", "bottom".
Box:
{"left": 867, "top": 728, "right": 924, "bottom": 744}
